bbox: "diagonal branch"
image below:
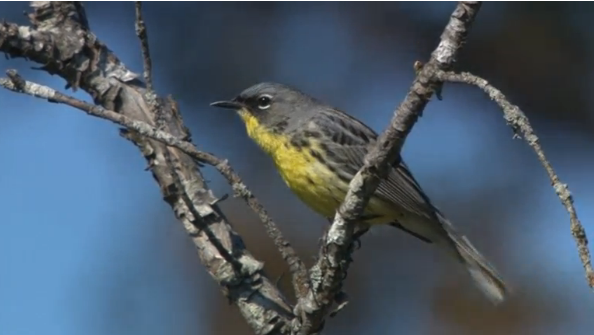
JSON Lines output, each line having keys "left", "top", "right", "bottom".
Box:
{"left": 0, "top": 69, "right": 310, "bottom": 301}
{"left": 1, "top": 2, "right": 297, "bottom": 333}
{"left": 437, "top": 71, "right": 594, "bottom": 289}
{"left": 295, "top": 2, "right": 483, "bottom": 334}
{"left": 131, "top": 2, "right": 310, "bottom": 299}
{"left": 130, "top": 0, "right": 236, "bottom": 277}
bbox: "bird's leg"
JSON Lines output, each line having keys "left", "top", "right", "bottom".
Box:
{"left": 341, "top": 224, "right": 369, "bottom": 280}
{"left": 351, "top": 223, "right": 369, "bottom": 250}
{"left": 317, "top": 218, "right": 334, "bottom": 248}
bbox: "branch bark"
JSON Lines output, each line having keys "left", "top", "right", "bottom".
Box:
{"left": 0, "top": 68, "right": 311, "bottom": 300}
{"left": 1, "top": 2, "right": 297, "bottom": 334}
{"left": 437, "top": 71, "right": 594, "bottom": 289}
{"left": 295, "top": 2, "right": 483, "bottom": 333}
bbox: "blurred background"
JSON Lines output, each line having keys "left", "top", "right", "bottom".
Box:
{"left": 1, "top": 2, "right": 594, "bottom": 335}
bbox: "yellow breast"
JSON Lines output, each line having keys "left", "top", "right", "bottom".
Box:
{"left": 239, "top": 110, "right": 344, "bottom": 218}
{"left": 239, "top": 109, "right": 394, "bottom": 223}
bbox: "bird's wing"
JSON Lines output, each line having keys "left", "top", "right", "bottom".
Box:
{"left": 310, "top": 109, "right": 438, "bottom": 221}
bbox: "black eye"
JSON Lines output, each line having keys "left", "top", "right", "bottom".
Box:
{"left": 257, "top": 95, "right": 272, "bottom": 110}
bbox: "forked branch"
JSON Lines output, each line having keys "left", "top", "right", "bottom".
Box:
{"left": 295, "top": 2, "right": 483, "bottom": 334}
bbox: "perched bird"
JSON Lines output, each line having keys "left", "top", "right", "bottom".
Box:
{"left": 211, "top": 82, "right": 508, "bottom": 304}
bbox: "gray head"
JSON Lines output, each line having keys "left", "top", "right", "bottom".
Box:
{"left": 210, "top": 82, "right": 321, "bottom": 132}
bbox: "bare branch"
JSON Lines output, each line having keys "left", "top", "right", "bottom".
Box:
{"left": 134, "top": 1, "right": 170, "bottom": 133}
{"left": 437, "top": 70, "right": 594, "bottom": 289}
{"left": 1, "top": 2, "right": 296, "bottom": 333}
{"left": 134, "top": 1, "right": 153, "bottom": 92}
{"left": 295, "top": 2, "right": 483, "bottom": 333}
{"left": 0, "top": 69, "right": 310, "bottom": 300}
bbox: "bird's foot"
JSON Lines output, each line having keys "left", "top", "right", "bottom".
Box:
{"left": 350, "top": 224, "right": 369, "bottom": 251}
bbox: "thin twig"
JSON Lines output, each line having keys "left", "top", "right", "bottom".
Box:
{"left": 134, "top": 1, "right": 153, "bottom": 92}
{"left": 134, "top": 1, "right": 165, "bottom": 131}
{"left": 0, "top": 71, "right": 310, "bottom": 297}
{"left": 295, "top": 2, "right": 483, "bottom": 334}
{"left": 437, "top": 70, "right": 594, "bottom": 289}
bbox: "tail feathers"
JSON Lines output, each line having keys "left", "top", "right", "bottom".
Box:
{"left": 453, "top": 234, "right": 508, "bottom": 304}
{"left": 437, "top": 215, "right": 509, "bottom": 304}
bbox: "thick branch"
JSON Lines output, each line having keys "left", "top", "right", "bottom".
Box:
{"left": 437, "top": 71, "right": 594, "bottom": 289}
{"left": 0, "top": 70, "right": 310, "bottom": 300}
{"left": 132, "top": 3, "right": 309, "bottom": 299}
{"left": 296, "top": 2, "right": 482, "bottom": 333}
{"left": 1, "top": 2, "right": 297, "bottom": 333}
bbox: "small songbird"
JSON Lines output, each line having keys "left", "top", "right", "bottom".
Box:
{"left": 211, "top": 82, "right": 508, "bottom": 304}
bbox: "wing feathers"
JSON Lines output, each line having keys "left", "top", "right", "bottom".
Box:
{"left": 310, "top": 108, "right": 437, "bottom": 220}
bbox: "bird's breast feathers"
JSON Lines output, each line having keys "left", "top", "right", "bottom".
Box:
{"left": 239, "top": 110, "right": 395, "bottom": 221}
{"left": 239, "top": 111, "right": 343, "bottom": 216}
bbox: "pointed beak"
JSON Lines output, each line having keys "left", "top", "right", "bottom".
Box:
{"left": 210, "top": 100, "right": 244, "bottom": 110}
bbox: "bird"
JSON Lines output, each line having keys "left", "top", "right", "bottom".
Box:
{"left": 211, "top": 82, "right": 508, "bottom": 304}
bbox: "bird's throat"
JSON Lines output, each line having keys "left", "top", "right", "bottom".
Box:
{"left": 238, "top": 108, "right": 284, "bottom": 156}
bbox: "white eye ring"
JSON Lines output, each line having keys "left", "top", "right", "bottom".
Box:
{"left": 257, "top": 94, "right": 272, "bottom": 110}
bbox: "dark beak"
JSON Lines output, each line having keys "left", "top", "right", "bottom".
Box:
{"left": 210, "top": 100, "right": 244, "bottom": 110}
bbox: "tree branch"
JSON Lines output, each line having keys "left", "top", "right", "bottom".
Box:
{"left": 130, "top": 2, "right": 309, "bottom": 298}
{"left": 0, "top": 68, "right": 310, "bottom": 304}
{"left": 1, "top": 2, "right": 298, "bottom": 333}
{"left": 295, "top": 2, "right": 482, "bottom": 333}
{"left": 437, "top": 71, "right": 594, "bottom": 289}
{"left": 134, "top": 1, "right": 153, "bottom": 92}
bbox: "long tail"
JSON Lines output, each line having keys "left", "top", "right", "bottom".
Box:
{"left": 437, "top": 214, "right": 509, "bottom": 304}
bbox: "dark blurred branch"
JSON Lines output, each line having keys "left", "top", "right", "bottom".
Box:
{"left": 0, "top": 2, "right": 297, "bottom": 334}
{"left": 295, "top": 2, "right": 482, "bottom": 334}
{"left": 438, "top": 71, "right": 594, "bottom": 289}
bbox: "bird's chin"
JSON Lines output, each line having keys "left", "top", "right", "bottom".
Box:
{"left": 237, "top": 108, "right": 251, "bottom": 117}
